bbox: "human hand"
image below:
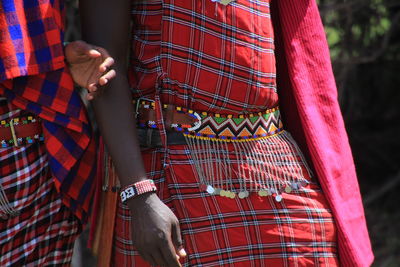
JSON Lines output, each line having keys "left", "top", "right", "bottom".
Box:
{"left": 128, "top": 193, "right": 187, "bottom": 266}
{"left": 65, "top": 40, "right": 116, "bottom": 100}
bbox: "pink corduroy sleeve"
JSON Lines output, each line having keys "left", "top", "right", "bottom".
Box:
{"left": 271, "top": 0, "right": 374, "bottom": 266}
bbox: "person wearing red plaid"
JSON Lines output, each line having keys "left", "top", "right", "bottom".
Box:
{"left": 82, "top": 0, "right": 373, "bottom": 266}
{"left": 0, "top": 0, "right": 115, "bottom": 265}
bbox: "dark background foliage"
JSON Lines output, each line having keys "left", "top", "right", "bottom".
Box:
{"left": 66, "top": 0, "right": 400, "bottom": 265}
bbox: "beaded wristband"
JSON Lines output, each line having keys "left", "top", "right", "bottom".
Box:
{"left": 120, "top": 179, "right": 157, "bottom": 203}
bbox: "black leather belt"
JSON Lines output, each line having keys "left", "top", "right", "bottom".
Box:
{"left": 137, "top": 128, "right": 187, "bottom": 148}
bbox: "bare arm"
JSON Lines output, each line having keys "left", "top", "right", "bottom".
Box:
{"left": 80, "top": 0, "right": 185, "bottom": 266}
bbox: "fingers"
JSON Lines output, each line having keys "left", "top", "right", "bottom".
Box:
{"left": 86, "top": 92, "right": 96, "bottom": 101}
{"left": 99, "top": 69, "right": 116, "bottom": 86}
{"left": 138, "top": 247, "right": 175, "bottom": 267}
{"left": 87, "top": 83, "right": 98, "bottom": 93}
{"left": 93, "top": 46, "right": 112, "bottom": 60}
{"left": 67, "top": 40, "right": 96, "bottom": 57}
{"left": 150, "top": 250, "right": 164, "bottom": 266}
{"left": 86, "top": 49, "right": 102, "bottom": 58}
{"left": 156, "top": 249, "right": 171, "bottom": 266}
{"left": 136, "top": 230, "right": 182, "bottom": 267}
{"left": 66, "top": 41, "right": 114, "bottom": 66}
{"left": 84, "top": 69, "right": 116, "bottom": 101}
{"left": 86, "top": 83, "right": 98, "bottom": 101}
{"left": 157, "top": 221, "right": 184, "bottom": 267}
{"left": 160, "top": 240, "right": 182, "bottom": 267}
{"left": 80, "top": 43, "right": 113, "bottom": 65}
{"left": 83, "top": 43, "right": 105, "bottom": 59}
{"left": 99, "top": 57, "right": 115, "bottom": 72}
{"left": 137, "top": 250, "right": 158, "bottom": 266}
{"left": 172, "top": 221, "right": 187, "bottom": 258}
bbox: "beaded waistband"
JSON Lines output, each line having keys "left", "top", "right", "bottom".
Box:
{"left": 136, "top": 100, "right": 284, "bottom": 141}
{"left": 182, "top": 107, "right": 283, "bottom": 142}
{"left": 135, "top": 99, "right": 312, "bottom": 202}
{"left": 0, "top": 116, "right": 44, "bottom": 148}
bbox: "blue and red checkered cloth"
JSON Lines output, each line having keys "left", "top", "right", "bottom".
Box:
{"left": 0, "top": 0, "right": 96, "bottom": 221}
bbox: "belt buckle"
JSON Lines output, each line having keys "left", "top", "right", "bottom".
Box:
{"left": 135, "top": 97, "right": 156, "bottom": 147}
{"left": 135, "top": 97, "right": 202, "bottom": 132}
{"left": 135, "top": 97, "right": 155, "bottom": 118}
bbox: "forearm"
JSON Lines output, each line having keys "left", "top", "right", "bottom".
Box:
{"left": 80, "top": 0, "right": 146, "bottom": 185}
{"left": 92, "top": 74, "right": 147, "bottom": 183}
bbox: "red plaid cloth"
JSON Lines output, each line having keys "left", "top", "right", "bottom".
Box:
{"left": 0, "top": 0, "right": 65, "bottom": 80}
{"left": 110, "top": 1, "right": 339, "bottom": 265}
{"left": 0, "top": 140, "right": 80, "bottom": 266}
{"left": 113, "top": 146, "right": 338, "bottom": 266}
{"left": 0, "top": 0, "right": 96, "bottom": 221}
{"left": 129, "top": 0, "right": 279, "bottom": 114}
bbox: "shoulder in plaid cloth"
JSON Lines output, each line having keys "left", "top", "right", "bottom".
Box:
{"left": 0, "top": 0, "right": 96, "bottom": 221}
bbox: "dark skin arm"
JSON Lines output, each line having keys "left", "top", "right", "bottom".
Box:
{"left": 80, "top": 0, "right": 186, "bottom": 266}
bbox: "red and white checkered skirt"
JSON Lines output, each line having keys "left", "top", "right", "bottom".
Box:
{"left": 0, "top": 142, "right": 81, "bottom": 266}
{"left": 112, "top": 142, "right": 339, "bottom": 267}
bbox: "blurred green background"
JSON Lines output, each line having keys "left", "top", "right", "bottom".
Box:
{"left": 66, "top": 0, "right": 400, "bottom": 266}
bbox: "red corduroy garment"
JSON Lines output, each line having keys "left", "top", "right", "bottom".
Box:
{"left": 271, "top": 0, "right": 374, "bottom": 266}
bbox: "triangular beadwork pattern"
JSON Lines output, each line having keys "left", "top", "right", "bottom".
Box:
{"left": 135, "top": 100, "right": 283, "bottom": 142}
{"left": 181, "top": 108, "right": 283, "bottom": 141}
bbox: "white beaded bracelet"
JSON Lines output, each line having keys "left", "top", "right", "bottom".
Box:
{"left": 120, "top": 179, "right": 157, "bottom": 203}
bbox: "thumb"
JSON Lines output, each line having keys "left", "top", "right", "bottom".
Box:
{"left": 67, "top": 40, "right": 100, "bottom": 57}
{"left": 172, "top": 221, "right": 186, "bottom": 257}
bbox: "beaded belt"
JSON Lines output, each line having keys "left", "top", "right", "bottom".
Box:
{"left": 135, "top": 99, "right": 312, "bottom": 202}
{"left": 0, "top": 116, "right": 44, "bottom": 148}
{"left": 135, "top": 99, "right": 284, "bottom": 141}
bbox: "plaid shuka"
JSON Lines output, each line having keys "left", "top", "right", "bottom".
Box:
{"left": 129, "top": 0, "right": 279, "bottom": 114}
{"left": 0, "top": 0, "right": 96, "bottom": 221}
{"left": 0, "top": 141, "right": 81, "bottom": 266}
{"left": 113, "top": 146, "right": 338, "bottom": 266}
{"left": 110, "top": 1, "right": 339, "bottom": 265}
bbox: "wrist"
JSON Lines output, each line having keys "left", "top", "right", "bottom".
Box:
{"left": 120, "top": 179, "right": 157, "bottom": 204}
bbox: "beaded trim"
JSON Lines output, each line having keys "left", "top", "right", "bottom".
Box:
{"left": 211, "top": 0, "right": 235, "bottom": 6}
{"left": 134, "top": 100, "right": 312, "bottom": 202}
{"left": 120, "top": 179, "right": 157, "bottom": 203}
{"left": 0, "top": 116, "right": 44, "bottom": 148}
{"left": 0, "top": 116, "right": 38, "bottom": 127}
{"left": 200, "top": 180, "right": 310, "bottom": 202}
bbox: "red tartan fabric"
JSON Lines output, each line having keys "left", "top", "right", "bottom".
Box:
{"left": 129, "top": 0, "right": 279, "bottom": 114}
{"left": 110, "top": 1, "right": 340, "bottom": 266}
{"left": 113, "top": 146, "right": 338, "bottom": 266}
{"left": 0, "top": 0, "right": 65, "bottom": 81}
{"left": 124, "top": 0, "right": 373, "bottom": 265}
{"left": 0, "top": 0, "right": 96, "bottom": 221}
{"left": 0, "top": 142, "right": 81, "bottom": 266}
